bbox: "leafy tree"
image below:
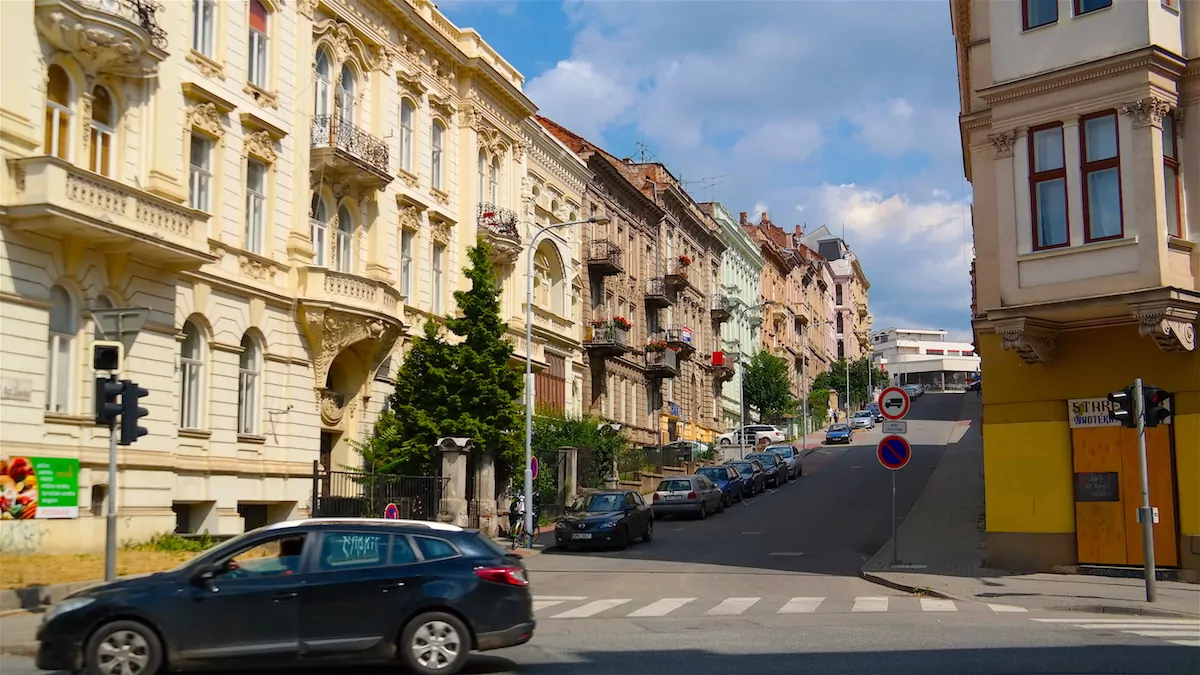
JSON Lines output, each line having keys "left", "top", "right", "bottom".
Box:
{"left": 812, "top": 357, "right": 889, "bottom": 411}
{"left": 527, "top": 411, "right": 629, "bottom": 502}
{"left": 743, "top": 350, "right": 798, "bottom": 422}
{"left": 806, "top": 388, "right": 831, "bottom": 426}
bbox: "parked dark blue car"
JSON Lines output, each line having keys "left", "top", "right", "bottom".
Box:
{"left": 696, "top": 465, "right": 745, "bottom": 508}
{"left": 825, "top": 423, "right": 852, "bottom": 444}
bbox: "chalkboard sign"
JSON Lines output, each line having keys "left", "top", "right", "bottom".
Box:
{"left": 1074, "top": 472, "right": 1120, "bottom": 502}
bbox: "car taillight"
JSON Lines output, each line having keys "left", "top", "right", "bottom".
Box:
{"left": 652, "top": 493, "right": 660, "bottom": 501}
{"left": 687, "top": 491, "right": 697, "bottom": 499}
{"left": 474, "top": 566, "right": 529, "bottom": 587}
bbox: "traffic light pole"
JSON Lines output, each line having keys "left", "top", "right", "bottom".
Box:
{"left": 105, "top": 376, "right": 119, "bottom": 582}
{"left": 1133, "top": 378, "right": 1157, "bottom": 602}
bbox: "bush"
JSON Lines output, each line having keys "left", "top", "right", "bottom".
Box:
{"left": 124, "top": 532, "right": 216, "bottom": 553}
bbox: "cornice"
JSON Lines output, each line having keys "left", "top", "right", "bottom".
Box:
{"left": 525, "top": 122, "right": 590, "bottom": 197}
{"left": 979, "top": 46, "right": 1187, "bottom": 106}
{"left": 587, "top": 155, "right": 665, "bottom": 230}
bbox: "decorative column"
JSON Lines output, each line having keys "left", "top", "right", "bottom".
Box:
{"left": 435, "top": 437, "right": 472, "bottom": 527}
{"left": 1121, "top": 96, "right": 1173, "bottom": 265}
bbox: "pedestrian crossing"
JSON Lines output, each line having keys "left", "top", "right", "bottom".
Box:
{"left": 1032, "top": 617, "right": 1200, "bottom": 648}
{"left": 532, "top": 594, "right": 1030, "bottom": 619}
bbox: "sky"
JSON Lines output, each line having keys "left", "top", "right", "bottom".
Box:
{"left": 439, "top": 0, "right": 976, "bottom": 342}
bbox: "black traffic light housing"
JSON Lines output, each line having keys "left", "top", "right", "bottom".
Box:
{"left": 1107, "top": 387, "right": 1136, "bottom": 428}
{"left": 94, "top": 376, "right": 124, "bottom": 426}
{"left": 1143, "top": 387, "right": 1173, "bottom": 428}
{"left": 119, "top": 380, "right": 149, "bottom": 446}
{"left": 92, "top": 341, "right": 123, "bottom": 372}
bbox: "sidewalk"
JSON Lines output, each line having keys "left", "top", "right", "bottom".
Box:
{"left": 0, "top": 610, "right": 40, "bottom": 657}
{"left": 860, "top": 393, "right": 1200, "bottom": 618}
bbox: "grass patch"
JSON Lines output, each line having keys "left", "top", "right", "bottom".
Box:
{"left": 1, "top": 532, "right": 222, "bottom": 590}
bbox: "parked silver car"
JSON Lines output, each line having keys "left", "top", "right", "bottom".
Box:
{"left": 765, "top": 444, "right": 804, "bottom": 478}
{"left": 651, "top": 475, "right": 724, "bottom": 519}
{"left": 850, "top": 410, "right": 876, "bottom": 430}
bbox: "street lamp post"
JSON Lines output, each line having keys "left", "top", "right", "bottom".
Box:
{"left": 523, "top": 216, "right": 608, "bottom": 543}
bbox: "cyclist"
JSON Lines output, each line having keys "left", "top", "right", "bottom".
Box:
{"left": 508, "top": 494, "right": 525, "bottom": 543}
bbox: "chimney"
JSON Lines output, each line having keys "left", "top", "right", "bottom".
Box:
{"left": 739, "top": 212, "right": 748, "bottom": 225}
{"left": 760, "top": 212, "right": 770, "bottom": 225}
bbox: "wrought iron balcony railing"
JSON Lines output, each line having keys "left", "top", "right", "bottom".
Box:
{"left": 587, "top": 239, "right": 623, "bottom": 275}
{"left": 477, "top": 202, "right": 520, "bottom": 238}
{"left": 88, "top": 0, "right": 168, "bottom": 48}
{"left": 310, "top": 114, "right": 390, "bottom": 176}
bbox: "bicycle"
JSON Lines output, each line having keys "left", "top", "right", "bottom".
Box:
{"left": 509, "top": 517, "right": 524, "bottom": 550}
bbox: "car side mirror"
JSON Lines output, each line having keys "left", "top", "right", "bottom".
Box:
{"left": 192, "top": 568, "right": 216, "bottom": 586}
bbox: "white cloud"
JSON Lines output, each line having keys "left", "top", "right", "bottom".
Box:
{"left": 850, "top": 98, "right": 961, "bottom": 159}
{"left": 525, "top": 59, "right": 638, "bottom": 141}
{"left": 732, "top": 119, "right": 824, "bottom": 162}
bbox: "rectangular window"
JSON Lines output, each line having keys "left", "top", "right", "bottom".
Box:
{"left": 400, "top": 229, "right": 413, "bottom": 297}
{"left": 188, "top": 134, "right": 213, "bottom": 212}
{"left": 1163, "top": 112, "right": 1182, "bottom": 238}
{"left": 432, "top": 243, "right": 444, "bottom": 314}
{"left": 1081, "top": 112, "right": 1122, "bottom": 242}
{"left": 1023, "top": 0, "right": 1057, "bottom": 29}
{"left": 191, "top": 0, "right": 215, "bottom": 57}
{"left": 238, "top": 368, "right": 258, "bottom": 434}
{"left": 536, "top": 353, "right": 567, "bottom": 413}
{"left": 180, "top": 357, "right": 202, "bottom": 429}
{"left": 1074, "top": 0, "right": 1111, "bottom": 15}
{"left": 247, "top": 3, "right": 269, "bottom": 88}
{"left": 46, "top": 332, "right": 73, "bottom": 413}
{"left": 244, "top": 160, "right": 266, "bottom": 254}
{"left": 1029, "top": 124, "right": 1069, "bottom": 249}
{"left": 835, "top": 284, "right": 843, "bottom": 305}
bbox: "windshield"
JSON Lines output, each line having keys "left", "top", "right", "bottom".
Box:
{"left": 573, "top": 493, "right": 624, "bottom": 512}
{"left": 829, "top": 424, "right": 849, "bottom": 432}
{"left": 748, "top": 454, "right": 777, "bottom": 465}
{"left": 697, "top": 468, "right": 727, "bottom": 481}
{"left": 854, "top": 411, "right": 872, "bottom": 418}
{"left": 729, "top": 463, "right": 754, "bottom": 476}
{"left": 658, "top": 479, "right": 692, "bottom": 492}
{"left": 768, "top": 447, "right": 793, "bottom": 458}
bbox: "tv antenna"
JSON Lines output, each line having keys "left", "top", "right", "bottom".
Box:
{"left": 680, "top": 174, "right": 731, "bottom": 201}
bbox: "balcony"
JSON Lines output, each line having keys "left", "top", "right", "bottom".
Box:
{"left": 587, "top": 239, "right": 623, "bottom": 277}
{"left": 710, "top": 293, "right": 730, "bottom": 323}
{"left": 310, "top": 115, "right": 391, "bottom": 195}
{"left": 584, "top": 319, "right": 631, "bottom": 357}
{"left": 35, "top": 0, "right": 168, "bottom": 77}
{"left": 477, "top": 202, "right": 521, "bottom": 262}
{"left": 663, "top": 326, "right": 695, "bottom": 359}
{"left": 644, "top": 345, "right": 679, "bottom": 378}
{"left": 710, "top": 350, "right": 735, "bottom": 382}
{"left": 644, "top": 277, "right": 671, "bottom": 309}
{"left": 4, "top": 156, "right": 214, "bottom": 269}
{"left": 665, "top": 259, "right": 691, "bottom": 288}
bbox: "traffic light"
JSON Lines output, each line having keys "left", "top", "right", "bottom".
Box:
{"left": 1107, "top": 387, "right": 1136, "bottom": 428}
{"left": 94, "top": 376, "right": 123, "bottom": 426}
{"left": 1143, "top": 387, "right": 1173, "bottom": 428}
{"left": 119, "top": 380, "right": 149, "bottom": 446}
{"left": 91, "top": 341, "right": 123, "bottom": 372}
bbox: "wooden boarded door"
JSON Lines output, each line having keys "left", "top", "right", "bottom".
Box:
{"left": 1072, "top": 426, "right": 1178, "bottom": 566}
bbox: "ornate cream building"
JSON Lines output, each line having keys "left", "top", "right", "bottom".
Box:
{"left": 0, "top": 0, "right": 576, "bottom": 552}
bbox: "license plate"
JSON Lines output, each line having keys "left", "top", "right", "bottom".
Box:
{"left": 571, "top": 533, "right": 592, "bottom": 540}
{"left": 666, "top": 495, "right": 683, "bottom": 501}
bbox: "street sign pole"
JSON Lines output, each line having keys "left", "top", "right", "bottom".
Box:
{"left": 1133, "top": 377, "right": 1157, "bottom": 602}
{"left": 105, "top": 377, "right": 119, "bottom": 582}
{"left": 877, "top": 434, "right": 912, "bottom": 567}
{"left": 892, "top": 470, "right": 898, "bottom": 566}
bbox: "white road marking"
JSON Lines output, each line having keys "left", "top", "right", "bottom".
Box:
{"left": 1167, "top": 639, "right": 1199, "bottom": 647}
{"left": 1127, "top": 630, "right": 1200, "bottom": 638}
{"left": 1033, "top": 618, "right": 1199, "bottom": 624}
{"left": 768, "top": 552, "right": 805, "bottom": 556}
{"left": 1073, "top": 623, "right": 1198, "bottom": 629}
{"left": 627, "top": 597, "right": 696, "bottom": 617}
{"left": 778, "top": 597, "right": 824, "bottom": 614}
{"left": 988, "top": 604, "right": 1028, "bottom": 613}
{"left": 852, "top": 597, "right": 889, "bottom": 612}
{"left": 535, "top": 596, "right": 588, "bottom": 601}
{"left": 533, "top": 600, "right": 568, "bottom": 611}
{"left": 550, "top": 599, "right": 631, "bottom": 618}
{"left": 707, "top": 597, "right": 760, "bottom": 615}
{"left": 920, "top": 598, "right": 957, "bottom": 612}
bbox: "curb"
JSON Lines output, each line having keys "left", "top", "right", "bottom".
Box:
{"left": 860, "top": 571, "right": 959, "bottom": 601}
{"left": 1, "top": 579, "right": 109, "bottom": 614}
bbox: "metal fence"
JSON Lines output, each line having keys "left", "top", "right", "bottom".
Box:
{"left": 311, "top": 462, "right": 445, "bottom": 521}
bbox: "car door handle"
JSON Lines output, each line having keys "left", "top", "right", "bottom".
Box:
{"left": 272, "top": 591, "right": 298, "bottom": 601}
{"left": 379, "top": 581, "right": 405, "bottom": 591}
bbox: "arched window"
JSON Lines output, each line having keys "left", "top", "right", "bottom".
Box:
{"left": 431, "top": 120, "right": 445, "bottom": 190}
{"left": 89, "top": 86, "right": 116, "bottom": 176}
{"left": 310, "top": 193, "right": 330, "bottom": 266}
{"left": 399, "top": 99, "right": 414, "bottom": 172}
{"left": 533, "top": 249, "right": 551, "bottom": 307}
{"left": 477, "top": 151, "right": 487, "bottom": 201}
{"left": 534, "top": 242, "right": 565, "bottom": 315}
{"left": 45, "top": 65, "right": 73, "bottom": 160}
{"left": 335, "top": 205, "right": 354, "bottom": 272}
{"left": 313, "top": 49, "right": 332, "bottom": 116}
{"left": 489, "top": 157, "right": 500, "bottom": 205}
{"left": 46, "top": 285, "right": 77, "bottom": 413}
{"left": 247, "top": 0, "right": 269, "bottom": 88}
{"left": 238, "top": 334, "right": 261, "bottom": 435}
{"left": 179, "top": 320, "right": 205, "bottom": 429}
{"left": 336, "top": 64, "right": 355, "bottom": 123}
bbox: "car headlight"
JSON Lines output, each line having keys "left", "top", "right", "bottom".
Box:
{"left": 44, "top": 597, "right": 95, "bottom": 623}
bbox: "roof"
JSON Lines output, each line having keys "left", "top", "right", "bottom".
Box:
{"left": 262, "top": 518, "right": 465, "bottom": 533}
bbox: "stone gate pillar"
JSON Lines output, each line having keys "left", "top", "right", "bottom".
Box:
{"left": 436, "top": 437, "right": 472, "bottom": 527}
{"left": 558, "top": 446, "right": 579, "bottom": 504}
{"left": 475, "top": 452, "right": 497, "bottom": 537}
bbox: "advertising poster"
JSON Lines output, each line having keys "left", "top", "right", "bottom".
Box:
{"left": 0, "top": 456, "right": 80, "bottom": 519}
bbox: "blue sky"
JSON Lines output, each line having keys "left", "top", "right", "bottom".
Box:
{"left": 440, "top": 0, "right": 976, "bottom": 341}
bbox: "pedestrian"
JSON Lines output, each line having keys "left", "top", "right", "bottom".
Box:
{"left": 508, "top": 493, "right": 524, "bottom": 537}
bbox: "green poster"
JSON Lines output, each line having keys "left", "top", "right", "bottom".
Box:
{"left": 1, "top": 456, "right": 79, "bottom": 520}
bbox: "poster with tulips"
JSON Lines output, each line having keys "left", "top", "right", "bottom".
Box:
{"left": 0, "top": 456, "right": 79, "bottom": 520}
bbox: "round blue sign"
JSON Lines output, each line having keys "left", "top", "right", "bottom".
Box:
{"left": 876, "top": 435, "right": 912, "bottom": 471}
{"left": 383, "top": 503, "right": 400, "bottom": 519}
{"left": 530, "top": 456, "right": 539, "bottom": 481}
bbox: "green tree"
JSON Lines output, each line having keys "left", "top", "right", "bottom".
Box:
{"left": 528, "top": 411, "right": 628, "bottom": 500}
{"left": 812, "top": 357, "right": 889, "bottom": 411}
{"left": 806, "top": 388, "right": 831, "bottom": 426}
{"left": 743, "top": 350, "right": 797, "bottom": 422}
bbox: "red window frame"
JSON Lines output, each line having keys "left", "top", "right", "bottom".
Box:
{"left": 1029, "top": 122, "right": 1070, "bottom": 250}
{"left": 1073, "top": 0, "right": 1112, "bottom": 16}
{"left": 1079, "top": 110, "right": 1124, "bottom": 243}
{"left": 1163, "top": 112, "right": 1183, "bottom": 238}
{"left": 535, "top": 353, "right": 567, "bottom": 414}
{"left": 1022, "top": 0, "right": 1057, "bottom": 30}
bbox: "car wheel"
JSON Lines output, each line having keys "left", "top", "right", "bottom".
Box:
{"left": 716, "top": 496, "right": 726, "bottom": 513}
{"left": 698, "top": 502, "right": 707, "bottom": 520}
{"left": 83, "top": 620, "right": 164, "bottom": 675}
{"left": 400, "top": 611, "right": 471, "bottom": 675}
{"left": 642, "top": 519, "right": 654, "bottom": 543}
{"left": 719, "top": 438, "right": 730, "bottom": 445}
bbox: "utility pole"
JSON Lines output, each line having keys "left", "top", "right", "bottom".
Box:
{"left": 1133, "top": 378, "right": 1157, "bottom": 602}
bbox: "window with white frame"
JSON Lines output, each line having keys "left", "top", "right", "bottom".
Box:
{"left": 432, "top": 243, "right": 445, "bottom": 314}
{"left": 247, "top": 0, "right": 269, "bottom": 89}
{"left": 179, "top": 320, "right": 204, "bottom": 429}
{"left": 431, "top": 120, "right": 445, "bottom": 190}
{"left": 188, "top": 134, "right": 213, "bottom": 212}
{"left": 1163, "top": 112, "right": 1183, "bottom": 238}
{"left": 1080, "top": 111, "right": 1122, "bottom": 242}
{"left": 400, "top": 99, "right": 414, "bottom": 173}
{"left": 238, "top": 334, "right": 261, "bottom": 435}
{"left": 89, "top": 85, "right": 116, "bottom": 177}
{"left": 336, "top": 64, "right": 355, "bottom": 123}
{"left": 245, "top": 160, "right": 267, "bottom": 254}
{"left": 335, "top": 205, "right": 354, "bottom": 272}
{"left": 310, "top": 193, "right": 330, "bottom": 267}
{"left": 1030, "top": 124, "right": 1069, "bottom": 249}
{"left": 191, "top": 0, "right": 216, "bottom": 57}
{"left": 400, "top": 229, "right": 413, "bottom": 297}
{"left": 490, "top": 158, "right": 500, "bottom": 205}
{"left": 534, "top": 249, "right": 551, "bottom": 307}
{"left": 46, "top": 285, "right": 76, "bottom": 414}
{"left": 314, "top": 49, "right": 332, "bottom": 117}
{"left": 477, "top": 151, "right": 487, "bottom": 200}
{"left": 44, "top": 65, "right": 73, "bottom": 160}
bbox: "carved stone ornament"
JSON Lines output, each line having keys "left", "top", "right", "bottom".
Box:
{"left": 187, "top": 102, "right": 225, "bottom": 138}
{"left": 987, "top": 131, "right": 1017, "bottom": 159}
{"left": 34, "top": 5, "right": 165, "bottom": 78}
{"left": 1132, "top": 303, "right": 1197, "bottom": 353}
{"left": 475, "top": 122, "right": 508, "bottom": 159}
{"left": 186, "top": 51, "right": 224, "bottom": 79}
{"left": 431, "top": 221, "right": 451, "bottom": 245}
{"left": 297, "top": 0, "right": 315, "bottom": 19}
{"left": 239, "top": 255, "right": 273, "bottom": 281}
{"left": 244, "top": 130, "right": 277, "bottom": 162}
{"left": 1121, "top": 96, "right": 1173, "bottom": 128}
{"left": 80, "top": 92, "right": 94, "bottom": 158}
{"left": 299, "top": 307, "right": 404, "bottom": 392}
{"left": 313, "top": 19, "right": 388, "bottom": 74}
{"left": 459, "top": 105, "right": 478, "bottom": 129}
{"left": 318, "top": 387, "right": 356, "bottom": 427}
{"left": 512, "top": 140, "right": 526, "bottom": 163}
{"left": 399, "top": 205, "right": 420, "bottom": 231}
{"left": 397, "top": 68, "right": 427, "bottom": 96}
{"left": 992, "top": 317, "right": 1058, "bottom": 365}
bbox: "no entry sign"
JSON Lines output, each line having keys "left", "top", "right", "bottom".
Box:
{"left": 877, "top": 435, "right": 912, "bottom": 471}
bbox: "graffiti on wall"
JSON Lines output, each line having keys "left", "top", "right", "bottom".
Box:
{"left": 0, "top": 519, "right": 49, "bottom": 554}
